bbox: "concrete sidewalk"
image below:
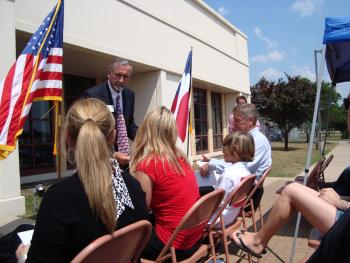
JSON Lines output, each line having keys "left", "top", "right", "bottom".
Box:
{"left": 315, "top": 141, "right": 350, "bottom": 182}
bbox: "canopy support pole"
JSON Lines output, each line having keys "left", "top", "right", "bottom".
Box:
{"left": 314, "top": 49, "right": 323, "bottom": 154}
{"left": 288, "top": 45, "right": 325, "bottom": 263}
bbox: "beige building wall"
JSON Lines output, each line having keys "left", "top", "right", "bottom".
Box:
{"left": 0, "top": 0, "right": 25, "bottom": 218}
{"left": 15, "top": 0, "right": 249, "bottom": 94}
{"left": 130, "top": 71, "right": 160, "bottom": 124}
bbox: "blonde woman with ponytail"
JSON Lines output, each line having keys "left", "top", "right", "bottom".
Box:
{"left": 131, "top": 106, "right": 202, "bottom": 261}
{"left": 25, "top": 98, "right": 148, "bottom": 263}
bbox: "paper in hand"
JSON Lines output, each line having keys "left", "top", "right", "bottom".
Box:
{"left": 17, "top": 230, "right": 34, "bottom": 245}
{"left": 195, "top": 160, "right": 219, "bottom": 187}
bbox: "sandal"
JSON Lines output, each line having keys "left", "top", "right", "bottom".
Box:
{"left": 237, "top": 230, "right": 267, "bottom": 254}
{"left": 231, "top": 232, "right": 264, "bottom": 258}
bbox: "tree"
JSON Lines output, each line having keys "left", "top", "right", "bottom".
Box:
{"left": 251, "top": 75, "right": 315, "bottom": 150}
{"left": 319, "top": 81, "right": 346, "bottom": 135}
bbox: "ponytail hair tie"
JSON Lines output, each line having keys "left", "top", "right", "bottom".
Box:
{"left": 84, "top": 118, "right": 94, "bottom": 123}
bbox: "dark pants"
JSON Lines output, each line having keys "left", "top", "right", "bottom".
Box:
{"left": 0, "top": 224, "right": 34, "bottom": 263}
{"left": 320, "top": 166, "right": 350, "bottom": 196}
{"left": 244, "top": 187, "right": 264, "bottom": 212}
{"left": 140, "top": 230, "right": 201, "bottom": 261}
{"left": 307, "top": 208, "right": 350, "bottom": 263}
{"left": 199, "top": 186, "right": 215, "bottom": 197}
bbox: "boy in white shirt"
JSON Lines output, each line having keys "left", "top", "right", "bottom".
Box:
{"left": 210, "top": 132, "right": 255, "bottom": 226}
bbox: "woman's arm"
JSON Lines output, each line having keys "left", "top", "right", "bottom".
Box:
{"left": 134, "top": 171, "right": 153, "bottom": 209}
{"left": 319, "top": 188, "right": 350, "bottom": 211}
{"left": 16, "top": 244, "right": 30, "bottom": 263}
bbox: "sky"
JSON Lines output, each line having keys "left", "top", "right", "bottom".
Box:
{"left": 204, "top": 0, "right": 350, "bottom": 99}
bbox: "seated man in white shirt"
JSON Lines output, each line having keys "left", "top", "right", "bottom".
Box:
{"left": 200, "top": 103, "right": 272, "bottom": 208}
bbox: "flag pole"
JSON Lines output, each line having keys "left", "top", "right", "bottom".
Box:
{"left": 34, "top": 0, "right": 62, "bottom": 180}
{"left": 20, "top": 0, "right": 63, "bottom": 115}
{"left": 186, "top": 47, "right": 193, "bottom": 157}
{"left": 53, "top": 100, "right": 62, "bottom": 180}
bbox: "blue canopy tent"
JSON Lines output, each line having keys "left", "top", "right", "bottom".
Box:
{"left": 289, "top": 17, "right": 350, "bottom": 263}
{"left": 324, "top": 17, "right": 350, "bottom": 84}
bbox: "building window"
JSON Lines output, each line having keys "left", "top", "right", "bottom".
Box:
{"left": 193, "top": 87, "right": 208, "bottom": 153}
{"left": 19, "top": 101, "right": 55, "bottom": 176}
{"left": 64, "top": 74, "right": 95, "bottom": 170}
{"left": 64, "top": 74, "right": 96, "bottom": 111}
{"left": 211, "top": 92, "right": 223, "bottom": 150}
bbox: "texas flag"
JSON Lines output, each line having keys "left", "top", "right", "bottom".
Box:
{"left": 171, "top": 51, "right": 192, "bottom": 142}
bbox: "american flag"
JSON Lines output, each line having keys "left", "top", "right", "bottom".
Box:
{"left": 0, "top": 0, "right": 64, "bottom": 159}
{"left": 171, "top": 51, "right": 192, "bottom": 142}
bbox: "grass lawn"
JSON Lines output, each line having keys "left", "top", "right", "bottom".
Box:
{"left": 25, "top": 195, "right": 34, "bottom": 218}
{"left": 270, "top": 141, "right": 336, "bottom": 178}
{"left": 22, "top": 188, "right": 44, "bottom": 219}
{"left": 24, "top": 194, "right": 41, "bottom": 219}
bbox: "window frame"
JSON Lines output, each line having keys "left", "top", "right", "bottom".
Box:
{"left": 211, "top": 91, "right": 223, "bottom": 151}
{"left": 193, "top": 87, "right": 208, "bottom": 154}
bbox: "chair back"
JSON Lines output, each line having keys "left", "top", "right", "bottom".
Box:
{"left": 321, "top": 154, "right": 334, "bottom": 171}
{"left": 244, "top": 167, "right": 271, "bottom": 206}
{"left": 319, "top": 154, "right": 334, "bottom": 182}
{"left": 209, "top": 174, "right": 256, "bottom": 228}
{"left": 71, "top": 220, "right": 152, "bottom": 263}
{"left": 306, "top": 157, "right": 325, "bottom": 189}
{"left": 156, "top": 189, "right": 225, "bottom": 261}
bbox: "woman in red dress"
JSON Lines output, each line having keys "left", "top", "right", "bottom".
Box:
{"left": 130, "top": 106, "right": 202, "bottom": 260}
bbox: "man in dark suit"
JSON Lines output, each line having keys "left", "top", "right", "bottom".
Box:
{"left": 82, "top": 58, "right": 138, "bottom": 166}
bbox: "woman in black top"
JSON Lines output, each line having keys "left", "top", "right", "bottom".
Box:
{"left": 14, "top": 98, "right": 149, "bottom": 263}
{"left": 26, "top": 170, "right": 148, "bottom": 262}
